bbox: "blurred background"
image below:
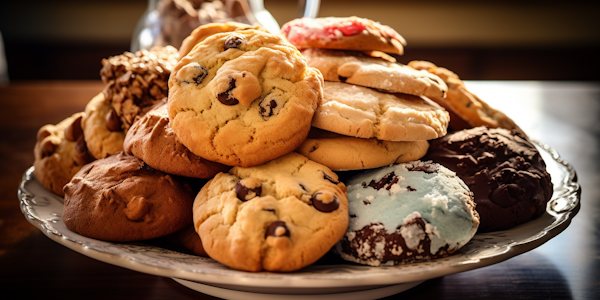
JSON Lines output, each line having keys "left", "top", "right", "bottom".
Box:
{"left": 0, "top": 0, "right": 599, "bottom": 81}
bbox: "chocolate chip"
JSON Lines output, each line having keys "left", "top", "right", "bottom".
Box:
{"left": 191, "top": 64, "right": 208, "bottom": 85}
{"left": 406, "top": 186, "right": 416, "bottom": 191}
{"left": 339, "top": 76, "right": 348, "bottom": 82}
{"left": 64, "top": 115, "right": 83, "bottom": 141}
{"left": 105, "top": 109, "right": 122, "bottom": 131}
{"left": 311, "top": 192, "right": 340, "bottom": 212}
{"left": 40, "top": 139, "right": 57, "bottom": 158}
{"left": 364, "top": 172, "right": 399, "bottom": 190}
{"left": 235, "top": 178, "right": 262, "bottom": 201}
{"left": 75, "top": 136, "right": 88, "bottom": 154}
{"left": 259, "top": 99, "right": 278, "bottom": 117}
{"left": 224, "top": 35, "right": 244, "bottom": 50}
{"left": 265, "top": 221, "right": 290, "bottom": 238}
{"left": 217, "top": 78, "right": 239, "bottom": 105}
{"left": 322, "top": 171, "right": 339, "bottom": 184}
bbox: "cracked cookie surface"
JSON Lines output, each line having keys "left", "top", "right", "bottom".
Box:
{"left": 124, "top": 99, "right": 230, "bottom": 178}
{"left": 193, "top": 152, "right": 348, "bottom": 272}
{"left": 168, "top": 29, "right": 323, "bottom": 167}
{"left": 303, "top": 48, "right": 447, "bottom": 99}
{"left": 312, "top": 81, "right": 449, "bottom": 141}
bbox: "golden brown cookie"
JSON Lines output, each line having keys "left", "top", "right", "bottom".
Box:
{"left": 33, "top": 112, "right": 95, "bottom": 196}
{"left": 168, "top": 29, "right": 323, "bottom": 167}
{"left": 312, "top": 81, "right": 449, "bottom": 141}
{"left": 281, "top": 16, "right": 407, "bottom": 55}
{"left": 295, "top": 128, "right": 430, "bottom": 171}
{"left": 178, "top": 21, "right": 264, "bottom": 58}
{"left": 408, "top": 60, "right": 519, "bottom": 131}
{"left": 63, "top": 152, "right": 194, "bottom": 242}
{"left": 302, "top": 48, "right": 447, "bottom": 99}
{"left": 193, "top": 152, "right": 348, "bottom": 272}
{"left": 124, "top": 99, "right": 230, "bottom": 178}
{"left": 82, "top": 93, "right": 125, "bottom": 159}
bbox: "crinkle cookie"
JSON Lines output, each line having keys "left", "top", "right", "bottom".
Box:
{"left": 124, "top": 99, "right": 230, "bottom": 178}
{"left": 281, "top": 16, "right": 407, "bottom": 55}
{"left": 424, "top": 126, "right": 553, "bottom": 232}
{"left": 408, "top": 60, "right": 519, "bottom": 131}
{"left": 101, "top": 46, "right": 179, "bottom": 131}
{"left": 193, "top": 152, "right": 348, "bottom": 272}
{"left": 33, "top": 112, "right": 95, "bottom": 196}
{"left": 302, "top": 48, "right": 447, "bottom": 99}
{"left": 312, "top": 81, "right": 449, "bottom": 141}
{"left": 295, "top": 128, "right": 430, "bottom": 171}
{"left": 334, "top": 161, "right": 479, "bottom": 266}
{"left": 168, "top": 29, "right": 323, "bottom": 167}
{"left": 178, "top": 21, "right": 265, "bottom": 58}
{"left": 63, "top": 152, "right": 195, "bottom": 242}
{"left": 82, "top": 93, "right": 125, "bottom": 159}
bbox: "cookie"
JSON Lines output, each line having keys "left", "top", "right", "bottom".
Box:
{"left": 424, "top": 126, "right": 553, "bottom": 232}
{"left": 33, "top": 112, "right": 95, "bottom": 196}
{"left": 124, "top": 99, "right": 230, "bottom": 178}
{"left": 295, "top": 128, "right": 430, "bottom": 171}
{"left": 178, "top": 21, "right": 265, "bottom": 58}
{"left": 302, "top": 48, "right": 447, "bottom": 99}
{"left": 334, "top": 161, "right": 479, "bottom": 266}
{"left": 193, "top": 152, "right": 348, "bottom": 272}
{"left": 168, "top": 29, "right": 323, "bottom": 167}
{"left": 281, "top": 16, "right": 407, "bottom": 55}
{"left": 82, "top": 93, "right": 125, "bottom": 159}
{"left": 312, "top": 81, "right": 449, "bottom": 141}
{"left": 408, "top": 60, "right": 519, "bottom": 131}
{"left": 100, "top": 46, "right": 179, "bottom": 131}
{"left": 63, "top": 152, "right": 194, "bottom": 242}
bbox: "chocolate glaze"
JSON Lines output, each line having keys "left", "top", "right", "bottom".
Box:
{"left": 424, "top": 126, "right": 553, "bottom": 232}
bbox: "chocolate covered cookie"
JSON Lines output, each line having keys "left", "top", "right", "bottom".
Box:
{"left": 424, "top": 126, "right": 553, "bottom": 232}
{"left": 193, "top": 152, "right": 348, "bottom": 272}
{"left": 63, "top": 152, "right": 194, "bottom": 242}
{"left": 334, "top": 161, "right": 479, "bottom": 266}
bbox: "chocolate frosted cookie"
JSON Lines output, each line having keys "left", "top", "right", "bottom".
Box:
{"left": 281, "top": 16, "right": 407, "bottom": 55}
{"left": 63, "top": 152, "right": 194, "bottom": 242}
{"left": 124, "top": 99, "right": 230, "bottom": 178}
{"left": 302, "top": 48, "right": 447, "bottom": 99}
{"left": 168, "top": 29, "right": 323, "bottom": 167}
{"left": 33, "top": 112, "right": 95, "bottom": 196}
{"left": 82, "top": 93, "right": 125, "bottom": 159}
{"left": 334, "top": 161, "right": 479, "bottom": 266}
{"left": 424, "top": 126, "right": 553, "bottom": 232}
{"left": 193, "top": 152, "right": 348, "bottom": 272}
{"left": 101, "top": 46, "right": 179, "bottom": 131}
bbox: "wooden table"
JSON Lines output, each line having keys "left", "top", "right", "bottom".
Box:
{"left": 0, "top": 80, "right": 598, "bottom": 299}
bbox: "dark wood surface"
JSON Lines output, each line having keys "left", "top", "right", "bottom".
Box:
{"left": 0, "top": 80, "right": 598, "bottom": 299}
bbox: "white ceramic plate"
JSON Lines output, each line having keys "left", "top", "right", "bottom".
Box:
{"left": 18, "top": 141, "right": 580, "bottom": 300}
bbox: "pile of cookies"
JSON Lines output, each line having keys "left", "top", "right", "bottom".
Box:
{"left": 32, "top": 16, "right": 553, "bottom": 272}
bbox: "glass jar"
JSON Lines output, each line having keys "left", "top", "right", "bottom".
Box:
{"left": 131, "top": 0, "right": 320, "bottom": 52}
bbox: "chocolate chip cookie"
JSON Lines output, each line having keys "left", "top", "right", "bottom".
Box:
{"left": 193, "top": 152, "right": 348, "bottom": 272}
{"left": 168, "top": 29, "right": 323, "bottom": 167}
{"left": 82, "top": 93, "right": 125, "bottom": 159}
